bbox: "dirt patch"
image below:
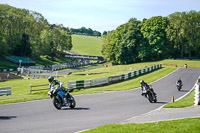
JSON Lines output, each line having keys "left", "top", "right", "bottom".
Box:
{"left": 0, "top": 72, "right": 23, "bottom": 81}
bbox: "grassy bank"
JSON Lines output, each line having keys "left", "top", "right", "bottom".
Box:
{"left": 71, "top": 34, "right": 103, "bottom": 56}
{"left": 164, "top": 89, "right": 195, "bottom": 108}
{"left": 83, "top": 117, "right": 200, "bottom": 133}
{"left": 1, "top": 59, "right": 200, "bottom": 104}
{"left": 0, "top": 66, "right": 175, "bottom": 104}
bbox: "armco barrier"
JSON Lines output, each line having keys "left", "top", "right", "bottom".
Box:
{"left": 0, "top": 87, "right": 11, "bottom": 96}
{"left": 67, "top": 64, "right": 162, "bottom": 90}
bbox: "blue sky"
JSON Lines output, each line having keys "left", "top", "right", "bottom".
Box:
{"left": 0, "top": 0, "right": 200, "bottom": 33}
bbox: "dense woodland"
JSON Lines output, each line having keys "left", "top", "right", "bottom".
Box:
{"left": 0, "top": 4, "right": 73, "bottom": 59}
{"left": 70, "top": 27, "right": 101, "bottom": 36}
{"left": 102, "top": 11, "right": 200, "bottom": 64}
{"left": 1, "top": 4, "right": 200, "bottom": 65}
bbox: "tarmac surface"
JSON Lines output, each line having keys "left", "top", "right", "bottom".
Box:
{"left": 1, "top": 68, "right": 200, "bottom": 133}
{"left": 122, "top": 106, "right": 200, "bottom": 124}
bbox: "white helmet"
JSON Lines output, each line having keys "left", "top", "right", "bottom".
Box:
{"left": 140, "top": 80, "right": 144, "bottom": 84}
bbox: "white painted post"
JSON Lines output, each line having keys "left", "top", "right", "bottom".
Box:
{"left": 30, "top": 84, "right": 32, "bottom": 94}
{"left": 56, "top": 71, "right": 58, "bottom": 78}
{"left": 194, "top": 84, "right": 200, "bottom": 106}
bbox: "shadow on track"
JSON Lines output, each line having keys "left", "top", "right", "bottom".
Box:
{"left": 0, "top": 116, "right": 17, "bottom": 120}
{"left": 62, "top": 107, "right": 90, "bottom": 111}
{"left": 179, "top": 90, "right": 189, "bottom": 92}
{"left": 153, "top": 102, "right": 168, "bottom": 104}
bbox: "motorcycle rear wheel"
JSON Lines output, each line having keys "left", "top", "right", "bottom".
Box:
{"left": 69, "top": 95, "right": 76, "bottom": 108}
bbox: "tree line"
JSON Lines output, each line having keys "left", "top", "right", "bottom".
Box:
{"left": 0, "top": 4, "right": 72, "bottom": 59}
{"left": 70, "top": 27, "right": 101, "bottom": 36}
{"left": 102, "top": 11, "right": 200, "bottom": 65}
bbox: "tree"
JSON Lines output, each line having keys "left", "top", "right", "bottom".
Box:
{"left": 184, "top": 11, "right": 200, "bottom": 58}
{"left": 141, "top": 16, "right": 170, "bottom": 59}
{"left": 102, "top": 18, "right": 142, "bottom": 64}
{"left": 166, "top": 12, "right": 187, "bottom": 58}
{"left": 103, "top": 31, "right": 108, "bottom": 36}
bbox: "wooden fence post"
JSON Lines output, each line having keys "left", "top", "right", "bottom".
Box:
{"left": 30, "top": 84, "right": 32, "bottom": 94}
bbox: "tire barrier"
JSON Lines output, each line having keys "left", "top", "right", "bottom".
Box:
{"left": 67, "top": 64, "right": 162, "bottom": 91}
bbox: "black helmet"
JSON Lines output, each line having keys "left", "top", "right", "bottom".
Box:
{"left": 48, "top": 76, "right": 54, "bottom": 83}
{"left": 140, "top": 80, "right": 144, "bottom": 84}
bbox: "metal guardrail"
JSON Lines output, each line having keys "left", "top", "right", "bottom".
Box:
{"left": 0, "top": 87, "right": 11, "bottom": 96}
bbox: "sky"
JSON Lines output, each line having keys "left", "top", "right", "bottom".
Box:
{"left": 0, "top": 0, "right": 200, "bottom": 33}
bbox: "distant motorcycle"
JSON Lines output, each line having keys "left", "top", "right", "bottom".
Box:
{"left": 142, "top": 85, "right": 157, "bottom": 103}
{"left": 176, "top": 82, "right": 182, "bottom": 91}
{"left": 48, "top": 87, "right": 76, "bottom": 110}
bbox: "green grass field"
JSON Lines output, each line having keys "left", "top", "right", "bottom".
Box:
{"left": 1, "top": 58, "right": 200, "bottom": 104}
{"left": 0, "top": 63, "right": 174, "bottom": 104}
{"left": 83, "top": 117, "right": 200, "bottom": 133}
{"left": 35, "top": 56, "right": 73, "bottom": 66}
{"left": 71, "top": 34, "right": 103, "bottom": 56}
{"left": 164, "top": 89, "right": 195, "bottom": 108}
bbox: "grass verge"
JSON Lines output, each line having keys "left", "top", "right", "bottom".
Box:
{"left": 73, "top": 67, "right": 175, "bottom": 95}
{"left": 83, "top": 117, "right": 200, "bottom": 133}
{"left": 163, "top": 89, "right": 195, "bottom": 108}
{"left": 0, "top": 67, "right": 176, "bottom": 104}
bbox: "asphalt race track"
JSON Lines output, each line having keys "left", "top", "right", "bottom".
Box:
{"left": 0, "top": 68, "right": 200, "bottom": 133}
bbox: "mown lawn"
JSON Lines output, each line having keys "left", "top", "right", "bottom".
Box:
{"left": 0, "top": 65, "right": 175, "bottom": 104}
{"left": 164, "top": 89, "right": 195, "bottom": 108}
{"left": 1, "top": 59, "right": 200, "bottom": 104}
{"left": 83, "top": 117, "right": 200, "bottom": 133}
{"left": 71, "top": 34, "right": 103, "bottom": 56}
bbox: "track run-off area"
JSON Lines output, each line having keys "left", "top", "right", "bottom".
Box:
{"left": 0, "top": 68, "right": 200, "bottom": 133}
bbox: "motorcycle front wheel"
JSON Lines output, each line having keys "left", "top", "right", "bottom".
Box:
{"left": 178, "top": 86, "right": 181, "bottom": 91}
{"left": 53, "top": 96, "right": 62, "bottom": 110}
{"left": 148, "top": 93, "right": 153, "bottom": 103}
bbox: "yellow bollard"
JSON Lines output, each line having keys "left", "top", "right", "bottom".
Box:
{"left": 171, "top": 96, "right": 174, "bottom": 103}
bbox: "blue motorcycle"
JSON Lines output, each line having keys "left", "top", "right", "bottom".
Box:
{"left": 48, "top": 87, "right": 76, "bottom": 110}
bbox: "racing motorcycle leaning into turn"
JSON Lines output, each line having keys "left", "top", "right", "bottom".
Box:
{"left": 48, "top": 86, "right": 76, "bottom": 110}
{"left": 141, "top": 85, "right": 157, "bottom": 103}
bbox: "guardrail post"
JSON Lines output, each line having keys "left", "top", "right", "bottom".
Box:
{"left": 30, "top": 84, "right": 32, "bottom": 94}
{"left": 194, "top": 83, "right": 200, "bottom": 106}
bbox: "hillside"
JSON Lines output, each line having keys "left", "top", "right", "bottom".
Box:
{"left": 71, "top": 34, "right": 103, "bottom": 56}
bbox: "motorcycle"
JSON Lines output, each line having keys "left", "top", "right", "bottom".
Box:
{"left": 48, "top": 87, "right": 76, "bottom": 110}
{"left": 176, "top": 82, "right": 182, "bottom": 91}
{"left": 141, "top": 85, "right": 157, "bottom": 103}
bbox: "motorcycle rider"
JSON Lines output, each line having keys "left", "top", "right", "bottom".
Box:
{"left": 176, "top": 78, "right": 182, "bottom": 87}
{"left": 48, "top": 76, "right": 69, "bottom": 106}
{"left": 140, "top": 80, "right": 156, "bottom": 96}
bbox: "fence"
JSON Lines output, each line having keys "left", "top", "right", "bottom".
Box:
{"left": 0, "top": 68, "right": 15, "bottom": 72}
{"left": 67, "top": 64, "right": 162, "bottom": 90}
{"left": 30, "top": 84, "right": 49, "bottom": 94}
{"left": 29, "top": 64, "right": 162, "bottom": 93}
{"left": 0, "top": 87, "right": 11, "bottom": 96}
